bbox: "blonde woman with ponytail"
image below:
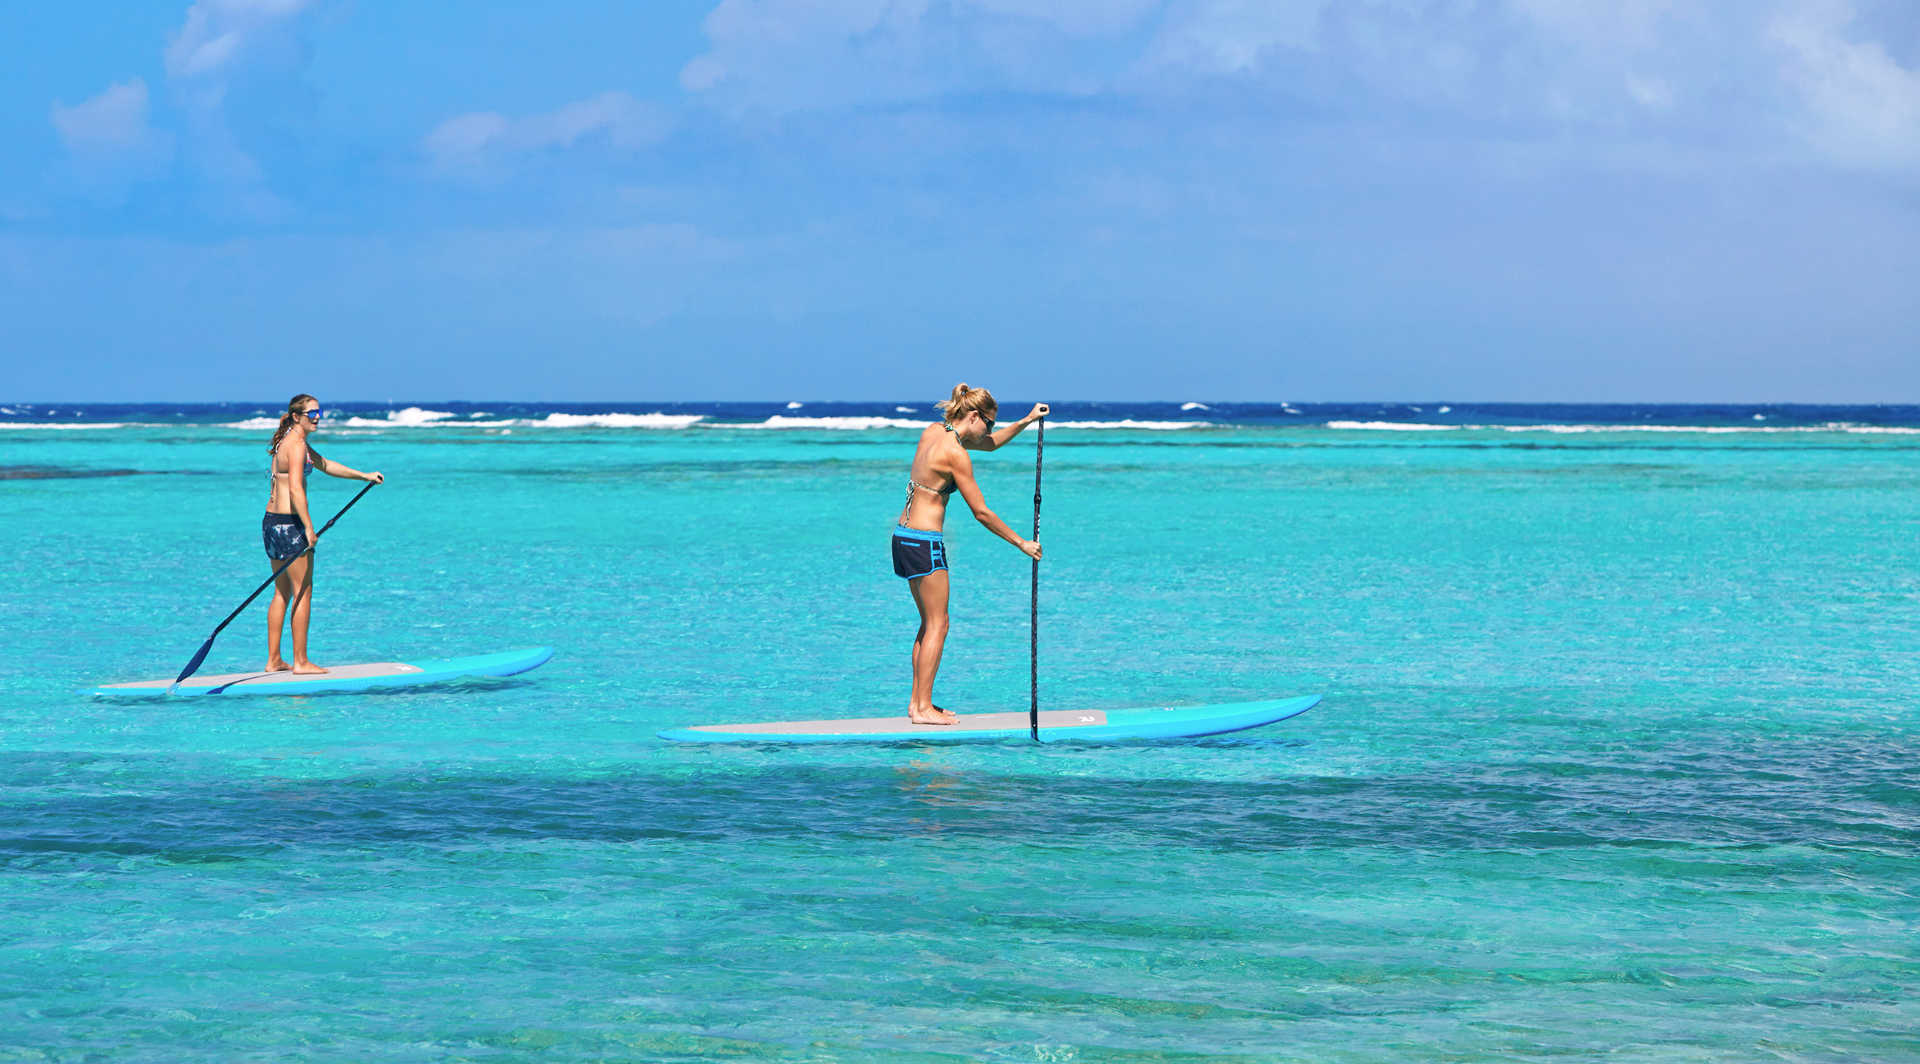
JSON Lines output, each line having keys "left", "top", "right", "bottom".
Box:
{"left": 891, "top": 383, "right": 1049, "bottom": 724}
{"left": 262, "top": 394, "right": 383, "bottom": 674}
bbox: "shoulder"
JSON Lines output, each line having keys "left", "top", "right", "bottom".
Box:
{"left": 922, "top": 422, "right": 958, "bottom": 455}
{"left": 942, "top": 437, "right": 976, "bottom": 473}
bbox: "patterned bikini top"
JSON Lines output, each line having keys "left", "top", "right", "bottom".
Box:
{"left": 904, "top": 477, "right": 955, "bottom": 510}
{"left": 902, "top": 422, "right": 962, "bottom": 511}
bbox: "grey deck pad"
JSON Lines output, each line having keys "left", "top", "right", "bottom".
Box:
{"left": 102, "top": 661, "right": 424, "bottom": 691}
{"left": 683, "top": 708, "right": 1110, "bottom": 735}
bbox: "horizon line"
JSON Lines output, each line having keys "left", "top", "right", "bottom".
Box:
{"left": 9, "top": 399, "right": 1920, "bottom": 408}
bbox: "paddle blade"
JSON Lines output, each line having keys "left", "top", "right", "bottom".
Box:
{"left": 168, "top": 637, "right": 215, "bottom": 694}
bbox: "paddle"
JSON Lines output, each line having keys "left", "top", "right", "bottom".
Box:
{"left": 167, "top": 480, "right": 378, "bottom": 694}
{"left": 1030, "top": 415, "right": 1044, "bottom": 742}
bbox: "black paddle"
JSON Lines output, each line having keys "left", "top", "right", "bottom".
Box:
{"left": 1030, "top": 416, "right": 1044, "bottom": 742}
{"left": 168, "top": 480, "right": 378, "bottom": 694}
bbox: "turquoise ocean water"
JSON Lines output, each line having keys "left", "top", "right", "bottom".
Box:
{"left": 2, "top": 403, "right": 1916, "bottom": 1060}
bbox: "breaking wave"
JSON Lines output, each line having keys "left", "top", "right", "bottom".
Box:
{"left": 1048, "top": 419, "right": 1211, "bottom": 430}
{"left": 723, "top": 416, "right": 925, "bottom": 430}
{"left": 1325, "top": 421, "right": 1920, "bottom": 435}
{"left": 529, "top": 413, "right": 705, "bottom": 429}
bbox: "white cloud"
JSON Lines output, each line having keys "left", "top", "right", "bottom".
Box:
{"left": 153, "top": 0, "right": 320, "bottom": 211}
{"left": 682, "top": 0, "right": 1710, "bottom": 120}
{"left": 665, "top": 0, "right": 1919, "bottom": 181}
{"left": 48, "top": 79, "right": 173, "bottom": 202}
{"left": 166, "top": 0, "right": 315, "bottom": 81}
{"left": 682, "top": 0, "right": 931, "bottom": 100}
{"left": 425, "top": 113, "right": 514, "bottom": 160}
{"left": 1771, "top": 0, "right": 1920, "bottom": 170}
{"left": 425, "top": 93, "right": 673, "bottom": 173}
{"left": 50, "top": 80, "right": 170, "bottom": 159}
{"left": 536, "top": 93, "right": 673, "bottom": 150}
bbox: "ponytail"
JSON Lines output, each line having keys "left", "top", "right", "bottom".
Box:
{"left": 935, "top": 382, "right": 997, "bottom": 424}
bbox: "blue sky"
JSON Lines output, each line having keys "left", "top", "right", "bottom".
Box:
{"left": 3, "top": 0, "right": 1917, "bottom": 401}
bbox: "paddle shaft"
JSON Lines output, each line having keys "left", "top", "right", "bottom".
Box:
{"left": 1031, "top": 416, "right": 1044, "bottom": 742}
{"left": 169, "top": 480, "right": 378, "bottom": 690}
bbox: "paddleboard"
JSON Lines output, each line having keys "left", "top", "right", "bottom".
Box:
{"left": 658, "top": 693, "right": 1319, "bottom": 744}
{"left": 85, "top": 646, "right": 555, "bottom": 698}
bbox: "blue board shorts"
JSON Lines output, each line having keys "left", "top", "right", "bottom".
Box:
{"left": 262, "top": 512, "right": 309, "bottom": 561}
{"left": 891, "top": 526, "right": 947, "bottom": 579}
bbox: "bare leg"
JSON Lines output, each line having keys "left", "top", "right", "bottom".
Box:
{"left": 265, "top": 559, "right": 294, "bottom": 672}
{"left": 907, "top": 570, "right": 956, "bottom": 724}
{"left": 287, "top": 553, "right": 325, "bottom": 674}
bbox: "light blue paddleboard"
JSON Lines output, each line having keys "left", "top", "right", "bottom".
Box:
{"left": 658, "top": 694, "right": 1320, "bottom": 744}
{"left": 85, "top": 646, "right": 555, "bottom": 698}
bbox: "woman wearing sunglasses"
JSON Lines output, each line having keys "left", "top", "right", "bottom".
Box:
{"left": 263, "top": 394, "right": 383, "bottom": 674}
{"left": 892, "top": 383, "right": 1049, "bottom": 724}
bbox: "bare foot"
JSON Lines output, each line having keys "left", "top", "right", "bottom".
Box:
{"left": 291, "top": 661, "right": 328, "bottom": 675}
{"left": 908, "top": 705, "right": 959, "bottom": 725}
{"left": 265, "top": 659, "right": 291, "bottom": 673}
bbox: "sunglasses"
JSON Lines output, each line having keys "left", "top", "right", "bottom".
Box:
{"left": 978, "top": 414, "right": 995, "bottom": 431}
{"left": 303, "top": 408, "right": 324, "bottom": 422}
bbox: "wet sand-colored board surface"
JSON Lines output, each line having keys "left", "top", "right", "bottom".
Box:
{"left": 659, "top": 694, "right": 1320, "bottom": 744}
{"left": 86, "top": 647, "right": 555, "bottom": 698}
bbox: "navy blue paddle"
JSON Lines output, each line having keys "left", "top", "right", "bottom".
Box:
{"left": 1030, "top": 416, "right": 1044, "bottom": 742}
{"left": 168, "top": 480, "right": 378, "bottom": 694}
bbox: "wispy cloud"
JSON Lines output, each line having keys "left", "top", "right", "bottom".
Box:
{"left": 165, "top": 0, "right": 316, "bottom": 84}
{"left": 44, "top": 0, "right": 319, "bottom": 218}
{"left": 425, "top": 92, "right": 673, "bottom": 175}
{"left": 1138, "top": 0, "right": 1711, "bottom": 124}
{"left": 163, "top": 0, "right": 317, "bottom": 216}
{"left": 674, "top": 0, "right": 1920, "bottom": 183}
{"left": 48, "top": 79, "right": 174, "bottom": 201}
{"left": 1771, "top": 0, "right": 1920, "bottom": 170}
{"left": 51, "top": 80, "right": 171, "bottom": 160}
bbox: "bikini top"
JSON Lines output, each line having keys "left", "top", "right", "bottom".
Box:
{"left": 269, "top": 443, "right": 313, "bottom": 483}
{"left": 902, "top": 422, "right": 961, "bottom": 509}
{"left": 904, "top": 476, "right": 955, "bottom": 510}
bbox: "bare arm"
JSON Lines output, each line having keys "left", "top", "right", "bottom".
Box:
{"left": 974, "top": 403, "right": 1050, "bottom": 452}
{"left": 949, "top": 448, "right": 1042, "bottom": 559}
{"left": 310, "top": 447, "right": 383, "bottom": 484}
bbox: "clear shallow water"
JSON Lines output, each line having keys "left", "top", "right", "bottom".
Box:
{"left": 2, "top": 408, "right": 1917, "bottom": 1061}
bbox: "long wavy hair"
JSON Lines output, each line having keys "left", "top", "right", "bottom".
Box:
{"left": 935, "top": 382, "right": 996, "bottom": 425}
{"left": 268, "top": 394, "right": 318, "bottom": 457}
